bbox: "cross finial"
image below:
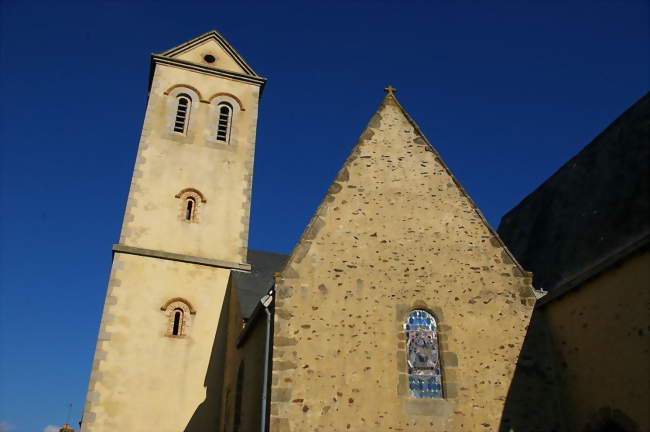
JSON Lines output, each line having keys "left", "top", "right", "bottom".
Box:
{"left": 384, "top": 85, "right": 396, "bottom": 95}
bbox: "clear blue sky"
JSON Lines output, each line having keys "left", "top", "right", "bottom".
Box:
{"left": 1, "top": 0, "right": 647, "bottom": 430}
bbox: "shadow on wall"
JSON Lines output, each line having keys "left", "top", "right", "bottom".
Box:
{"left": 499, "top": 309, "right": 569, "bottom": 432}
{"left": 583, "top": 408, "right": 642, "bottom": 432}
{"left": 183, "top": 278, "right": 233, "bottom": 432}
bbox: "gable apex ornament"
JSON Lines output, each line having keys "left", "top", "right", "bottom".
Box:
{"left": 384, "top": 85, "right": 397, "bottom": 95}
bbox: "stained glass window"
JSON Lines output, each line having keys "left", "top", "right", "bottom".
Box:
{"left": 404, "top": 310, "right": 443, "bottom": 398}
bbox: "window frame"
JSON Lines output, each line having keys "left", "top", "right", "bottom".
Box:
{"left": 161, "top": 298, "right": 196, "bottom": 338}
{"left": 404, "top": 309, "right": 444, "bottom": 399}
{"left": 173, "top": 94, "right": 192, "bottom": 134}
{"left": 174, "top": 188, "right": 206, "bottom": 223}
{"left": 216, "top": 102, "right": 233, "bottom": 143}
{"left": 208, "top": 94, "right": 242, "bottom": 147}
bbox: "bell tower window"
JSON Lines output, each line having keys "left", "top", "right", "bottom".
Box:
{"left": 173, "top": 94, "right": 191, "bottom": 133}
{"left": 216, "top": 103, "right": 233, "bottom": 143}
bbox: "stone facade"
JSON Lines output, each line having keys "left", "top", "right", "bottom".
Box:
{"left": 269, "top": 93, "right": 536, "bottom": 431}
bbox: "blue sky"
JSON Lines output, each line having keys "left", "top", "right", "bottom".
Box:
{"left": 0, "top": 0, "right": 647, "bottom": 430}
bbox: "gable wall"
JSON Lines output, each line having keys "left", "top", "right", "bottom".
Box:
{"left": 172, "top": 39, "right": 249, "bottom": 75}
{"left": 269, "top": 97, "right": 535, "bottom": 431}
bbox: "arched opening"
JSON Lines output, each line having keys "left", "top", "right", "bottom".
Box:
{"left": 216, "top": 103, "right": 233, "bottom": 143}
{"left": 172, "top": 308, "right": 183, "bottom": 336}
{"left": 185, "top": 197, "right": 195, "bottom": 221}
{"left": 173, "top": 94, "right": 191, "bottom": 133}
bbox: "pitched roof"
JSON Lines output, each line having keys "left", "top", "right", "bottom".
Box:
{"left": 234, "top": 249, "right": 288, "bottom": 319}
{"left": 498, "top": 92, "right": 650, "bottom": 294}
{"left": 158, "top": 30, "right": 261, "bottom": 77}
{"left": 150, "top": 30, "right": 266, "bottom": 88}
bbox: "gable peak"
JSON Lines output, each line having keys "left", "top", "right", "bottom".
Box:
{"left": 157, "top": 30, "right": 260, "bottom": 77}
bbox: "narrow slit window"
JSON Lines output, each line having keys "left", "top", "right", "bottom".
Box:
{"left": 173, "top": 94, "right": 191, "bottom": 133}
{"left": 404, "top": 310, "right": 443, "bottom": 398}
{"left": 175, "top": 189, "right": 205, "bottom": 223}
{"left": 216, "top": 103, "right": 233, "bottom": 143}
{"left": 185, "top": 198, "right": 195, "bottom": 221}
{"left": 172, "top": 309, "right": 183, "bottom": 336}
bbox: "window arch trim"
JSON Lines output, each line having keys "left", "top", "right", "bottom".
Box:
{"left": 174, "top": 188, "right": 207, "bottom": 203}
{"left": 161, "top": 298, "right": 195, "bottom": 338}
{"left": 207, "top": 92, "right": 244, "bottom": 111}
{"left": 164, "top": 84, "right": 205, "bottom": 102}
{"left": 160, "top": 297, "right": 196, "bottom": 314}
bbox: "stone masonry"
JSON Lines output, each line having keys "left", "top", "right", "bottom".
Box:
{"left": 269, "top": 92, "right": 536, "bottom": 431}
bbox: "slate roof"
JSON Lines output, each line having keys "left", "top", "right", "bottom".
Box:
{"left": 233, "top": 249, "right": 288, "bottom": 319}
{"left": 498, "top": 92, "right": 650, "bottom": 294}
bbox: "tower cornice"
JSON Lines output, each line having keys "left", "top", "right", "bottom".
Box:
{"left": 112, "top": 244, "right": 252, "bottom": 272}
{"left": 150, "top": 55, "right": 267, "bottom": 89}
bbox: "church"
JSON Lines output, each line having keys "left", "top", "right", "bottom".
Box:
{"left": 79, "top": 31, "right": 648, "bottom": 432}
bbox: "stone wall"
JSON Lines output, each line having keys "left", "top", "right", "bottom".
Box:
{"left": 81, "top": 33, "right": 263, "bottom": 432}
{"left": 269, "top": 94, "right": 536, "bottom": 431}
{"left": 81, "top": 253, "right": 231, "bottom": 432}
{"left": 543, "top": 249, "right": 649, "bottom": 432}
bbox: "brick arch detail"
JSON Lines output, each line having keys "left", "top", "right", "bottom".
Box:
{"left": 160, "top": 297, "right": 196, "bottom": 314}
{"left": 164, "top": 84, "right": 205, "bottom": 102}
{"left": 160, "top": 298, "right": 195, "bottom": 338}
{"left": 207, "top": 92, "right": 245, "bottom": 111}
{"left": 175, "top": 188, "right": 207, "bottom": 203}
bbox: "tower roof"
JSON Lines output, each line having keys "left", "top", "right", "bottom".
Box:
{"left": 150, "top": 30, "right": 266, "bottom": 87}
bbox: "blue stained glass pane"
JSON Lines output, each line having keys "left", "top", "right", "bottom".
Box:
{"left": 404, "top": 310, "right": 443, "bottom": 399}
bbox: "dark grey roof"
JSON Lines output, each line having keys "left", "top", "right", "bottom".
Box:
{"left": 498, "top": 92, "right": 650, "bottom": 293}
{"left": 233, "top": 249, "right": 288, "bottom": 319}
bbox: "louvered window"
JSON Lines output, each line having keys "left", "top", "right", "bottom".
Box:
{"left": 173, "top": 94, "right": 191, "bottom": 133}
{"left": 216, "top": 103, "right": 233, "bottom": 142}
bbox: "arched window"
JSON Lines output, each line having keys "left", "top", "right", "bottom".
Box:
{"left": 175, "top": 188, "right": 206, "bottom": 223}
{"left": 173, "top": 94, "right": 191, "bottom": 133}
{"left": 216, "top": 102, "right": 233, "bottom": 143}
{"left": 172, "top": 308, "right": 183, "bottom": 336}
{"left": 185, "top": 197, "right": 196, "bottom": 221}
{"left": 404, "top": 310, "right": 443, "bottom": 398}
{"left": 161, "top": 298, "right": 195, "bottom": 338}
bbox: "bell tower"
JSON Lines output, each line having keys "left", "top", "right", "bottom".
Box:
{"left": 81, "top": 31, "right": 266, "bottom": 432}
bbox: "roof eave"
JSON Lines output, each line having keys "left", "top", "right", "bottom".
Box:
{"left": 149, "top": 54, "right": 267, "bottom": 90}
